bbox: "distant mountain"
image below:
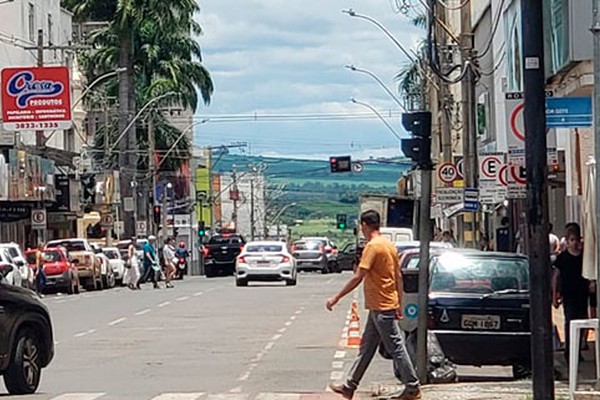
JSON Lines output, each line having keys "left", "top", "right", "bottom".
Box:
{"left": 211, "top": 153, "right": 411, "bottom": 191}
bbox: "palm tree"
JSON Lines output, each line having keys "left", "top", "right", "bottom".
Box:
{"left": 396, "top": 12, "right": 427, "bottom": 111}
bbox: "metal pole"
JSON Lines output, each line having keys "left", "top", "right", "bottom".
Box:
{"left": 416, "top": 168, "right": 432, "bottom": 383}
{"left": 149, "top": 119, "right": 156, "bottom": 236}
{"left": 250, "top": 178, "right": 255, "bottom": 240}
{"left": 591, "top": 0, "right": 600, "bottom": 380}
{"left": 35, "top": 29, "right": 44, "bottom": 147}
{"left": 521, "top": 0, "right": 554, "bottom": 398}
{"left": 161, "top": 185, "right": 168, "bottom": 245}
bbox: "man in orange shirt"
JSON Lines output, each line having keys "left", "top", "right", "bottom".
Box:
{"left": 327, "top": 210, "right": 420, "bottom": 400}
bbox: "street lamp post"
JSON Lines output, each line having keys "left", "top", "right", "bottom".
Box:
{"left": 350, "top": 98, "right": 403, "bottom": 141}
{"left": 271, "top": 203, "right": 297, "bottom": 241}
{"left": 345, "top": 65, "right": 407, "bottom": 111}
{"left": 71, "top": 68, "right": 127, "bottom": 110}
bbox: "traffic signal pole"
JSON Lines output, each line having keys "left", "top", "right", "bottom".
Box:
{"left": 521, "top": 1, "right": 554, "bottom": 398}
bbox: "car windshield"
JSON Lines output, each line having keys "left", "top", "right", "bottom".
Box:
{"left": 48, "top": 241, "right": 86, "bottom": 252}
{"left": 5, "top": 247, "right": 20, "bottom": 258}
{"left": 430, "top": 253, "right": 529, "bottom": 294}
{"left": 42, "top": 251, "right": 63, "bottom": 263}
{"left": 246, "top": 245, "right": 283, "bottom": 253}
{"left": 294, "top": 241, "right": 323, "bottom": 251}
{"left": 104, "top": 250, "right": 120, "bottom": 259}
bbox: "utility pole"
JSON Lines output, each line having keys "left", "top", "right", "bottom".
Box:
{"left": 149, "top": 119, "right": 156, "bottom": 236}
{"left": 231, "top": 166, "right": 239, "bottom": 230}
{"left": 161, "top": 185, "right": 168, "bottom": 246}
{"left": 118, "top": 33, "right": 134, "bottom": 238}
{"left": 104, "top": 100, "right": 112, "bottom": 247}
{"left": 460, "top": 3, "right": 478, "bottom": 248}
{"left": 592, "top": 0, "right": 600, "bottom": 380}
{"left": 35, "top": 29, "right": 44, "bottom": 147}
{"left": 521, "top": 1, "right": 554, "bottom": 398}
{"left": 250, "top": 177, "right": 255, "bottom": 240}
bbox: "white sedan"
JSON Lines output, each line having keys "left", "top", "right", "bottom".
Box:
{"left": 103, "top": 247, "right": 126, "bottom": 285}
{"left": 235, "top": 241, "right": 297, "bottom": 287}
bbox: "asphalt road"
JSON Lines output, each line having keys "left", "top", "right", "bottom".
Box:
{"left": 0, "top": 272, "right": 511, "bottom": 400}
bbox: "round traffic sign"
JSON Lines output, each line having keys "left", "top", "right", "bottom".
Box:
{"left": 404, "top": 303, "right": 418, "bottom": 319}
{"left": 352, "top": 162, "right": 364, "bottom": 173}
{"left": 481, "top": 156, "right": 503, "bottom": 179}
{"left": 32, "top": 210, "right": 45, "bottom": 224}
{"left": 510, "top": 103, "right": 552, "bottom": 143}
{"left": 510, "top": 164, "right": 526, "bottom": 185}
{"left": 498, "top": 164, "right": 509, "bottom": 186}
{"left": 438, "top": 162, "right": 458, "bottom": 183}
{"left": 455, "top": 159, "right": 464, "bottom": 179}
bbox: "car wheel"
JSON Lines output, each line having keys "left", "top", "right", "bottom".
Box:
{"left": 286, "top": 278, "right": 297, "bottom": 286}
{"left": 236, "top": 279, "right": 248, "bottom": 287}
{"left": 321, "top": 266, "right": 329, "bottom": 274}
{"left": 106, "top": 270, "right": 116, "bottom": 289}
{"left": 97, "top": 272, "right": 104, "bottom": 291}
{"left": 512, "top": 364, "right": 531, "bottom": 380}
{"left": 74, "top": 277, "right": 80, "bottom": 295}
{"left": 3, "top": 329, "right": 43, "bottom": 395}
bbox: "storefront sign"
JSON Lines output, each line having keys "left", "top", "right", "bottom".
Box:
{"left": 0, "top": 204, "right": 30, "bottom": 222}
{"left": 1, "top": 66, "right": 72, "bottom": 131}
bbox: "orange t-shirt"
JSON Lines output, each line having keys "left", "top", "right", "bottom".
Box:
{"left": 359, "top": 235, "right": 400, "bottom": 311}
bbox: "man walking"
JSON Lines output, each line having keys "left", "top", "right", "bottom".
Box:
{"left": 138, "top": 236, "right": 160, "bottom": 289}
{"left": 327, "top": 210, "right": 421, "bottom": 400}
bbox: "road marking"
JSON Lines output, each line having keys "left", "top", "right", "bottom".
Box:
{"left": 238, "top": 371, "right": 251, "bottom": 381}
{"left": 109, "top": 317, "right": 127, "bottom": 326}
{"left": 136, "top": 309, "right": 151, "bottom": 316}
{"left": 158, "top": 301, "right": 171, "bottom": 308}
{"left": 176, "top": 296, "right": 190, "bottom": 301}
{"left": 278, "top": 327, "right": 287, "bottom": 333}
{"left": 284, "top": 321, "right": 293, "bottom": 327}
{"left": 330, "top": 371, "right": 344, "bottom": 380}
{"left": 74, "top": 329, "right": 96, "bottom": 338}
{"left": 332, "top": 361, "right": 344, "bottom": 369}
{"left": 264, "top": 342, "right": 275, "bottom": 350}
{"left": 251, "top": 352, "right": 265, "bottom": 362}
{"left": 294, "top": 310, "right": 302, "bottom": 315}
{"left": 256, "top": 394, "right": 302, "bottom": 400}
{"left": 193, "top": 291, "right": 203, "bottom": 297}
{"left": 152, "top": 394, "right": 206, "bottom": 400}
{"left": 50, "top": 393, "right": 106, "bottom": 400}
{"left": 334, "top": 351, "right": 346, "bottom": 359}
{"left": 271, "top": 334, "right": 282, "bottom": 341}
{"left": 207, "top": 394, "right": 248, "bottom": 400}
{"left": 229, "top": 387, "right": 243, "bottom": 394}
{"left": 290, "top": 316, "right": 297, "bottom": 321}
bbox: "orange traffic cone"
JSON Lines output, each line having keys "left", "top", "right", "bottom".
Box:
{"left": 347, "top": 300, "right": 361, "bottom": 348}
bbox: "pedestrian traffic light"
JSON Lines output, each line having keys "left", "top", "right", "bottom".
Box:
{"left": 336, "top": 214, "right": 347, "bottom": 230}
{"left": 153, "top": 205, "right": 161, "bottom": 225}
{"left": 198, "top": 221, "right": 206, "bottom": 237}
{"left": 330, "top": 156, "right": 352, "bottom": 173}
{"left": 401, "top": 111, "right": 432, "bottom": 170}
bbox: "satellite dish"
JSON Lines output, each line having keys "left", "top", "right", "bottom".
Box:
{"left": 352, "top": 162, "right": 364, "bottom": 173}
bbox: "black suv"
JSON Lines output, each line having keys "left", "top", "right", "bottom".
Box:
{"left": 203, "top": 234, "right": 246, "bottom": 277}
{"left": 0, "top": 276, "right": 54, "bottom": 394}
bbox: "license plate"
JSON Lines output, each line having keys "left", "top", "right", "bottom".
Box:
{"left": 256, "top": 260, "right": 270, "bottom": 264}
{"left": 461, "top": 315, "right": 501, "bottom": 330}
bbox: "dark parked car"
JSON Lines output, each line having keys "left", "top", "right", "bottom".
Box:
{"left": 0, "top": 275, "right": 54, "bottom": 394}
{"left": 203, "top": 234, "right": 246, "bottom": 277}
{"left": 400, "top": 249, "right": 532, "bottom": 379}
{"left": 292, "top": 238, "right": 340, "bottom": 273}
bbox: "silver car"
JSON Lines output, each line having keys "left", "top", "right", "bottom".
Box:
{"left": 235, "top": 241, "right": 297, "bottom": 287}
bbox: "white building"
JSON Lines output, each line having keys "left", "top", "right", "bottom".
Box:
{"left": 219, "top": 172, "right": 266, "bottom": 241}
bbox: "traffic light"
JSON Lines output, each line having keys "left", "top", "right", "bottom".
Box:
{"left": 330, "top": 156, "right": 352, "bottom": 173}
{"left": 198, "top": 221, "right": 206, "bottom": 237}
{"left": 401, "top": 111, "right": 432, "bottom": 169}
{"left": 336, "top": 214, "right": 347, "bottom": 230}
{"left": 153, "top": 205, "right": 161, "bottom": 225}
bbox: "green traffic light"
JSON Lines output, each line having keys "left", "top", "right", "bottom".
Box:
{"left": 339, "top": 223, "right": 346, "bottom": 229}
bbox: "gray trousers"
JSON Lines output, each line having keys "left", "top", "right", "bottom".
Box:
{"left": 346, "top": 310, "right": 419, "bottom": 391}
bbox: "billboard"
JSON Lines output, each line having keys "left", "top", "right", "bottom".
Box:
{"left": 1, "top": 66, "right": 72, "bottom": 131}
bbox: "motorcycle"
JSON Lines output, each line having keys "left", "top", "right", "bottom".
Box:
{"left": 175, "top": 257, "right": 187, "bottom": 280}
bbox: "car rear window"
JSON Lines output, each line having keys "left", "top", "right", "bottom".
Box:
{"left": 210, "top": 236, "right": 244, "bottom": 245}
{"left": 104, "top": 250, "right": 120, "bottom": 259}
{"left": 246, "top": 245, "right": 283, "bottom": 252}
{"left": 294, "top": 241, "right": 323, "bottom": 251}
{"left": 430, "top": 253, "right": 529, "bottom": 294}
{"left": 47, "top": 241, "right": 86, "bottom": 252}
{"left": 42, "top": 251, "right": 62, "bottom": 262}
{"left": 6, "top": 247, "right": 20, "bottom": 258}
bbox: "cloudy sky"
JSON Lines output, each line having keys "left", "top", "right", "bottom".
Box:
{"left": 193, "top": 0, "right": 423, "bottom": 160}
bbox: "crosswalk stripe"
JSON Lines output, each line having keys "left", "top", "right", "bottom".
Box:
{"left": 50, "top": 393, "right": 106, "bottom": 400}
{"left": 205, "top": 394, "right": 249, "bottom": 400}
{"left": 255, "top": 394, "right": 301, "bottom": 400}
{"left": 152, "top": 393, "right": 205, "bottom": 400}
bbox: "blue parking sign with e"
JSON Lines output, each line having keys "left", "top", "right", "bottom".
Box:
{"left": 405, "top": 304, "right": 418, "bottom": 319}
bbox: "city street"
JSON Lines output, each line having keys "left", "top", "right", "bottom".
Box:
{"left": 0, "top": 273, "right": 355, "bottom": 399}
{"left": 0, "top": 273, "right": 514, "bottom": 400}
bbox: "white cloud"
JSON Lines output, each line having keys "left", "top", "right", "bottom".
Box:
{"left": 194, "top": 0, "right": 424, "bottom": 156}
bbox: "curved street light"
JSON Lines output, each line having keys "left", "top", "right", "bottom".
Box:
{"left": 342, "top": 9, "right": 440, "bottom": 91}
{"left": 71, "top": 68, "right": 127, "bottom": 109}
{"left": 345, "top": 64, "right": 407, "bottom": 111}
{"left": 155, "top": 119, "right": 210, "bottom": 171}
{"left": 350, "top": 98, "right": 403, "bottom": 142}
{"left": 109, "top": 91, "right": 179, "bottom": 153}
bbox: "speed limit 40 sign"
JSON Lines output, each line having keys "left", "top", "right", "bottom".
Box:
{"left": 438, "top": 162, "right": 458, "bottom": 184}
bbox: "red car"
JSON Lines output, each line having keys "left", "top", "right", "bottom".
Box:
{"left": 25, "top": 248, "right": 80, "bottom": 295}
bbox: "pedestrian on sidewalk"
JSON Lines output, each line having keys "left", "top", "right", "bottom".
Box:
{"left": 326, "top": 210, "right": 421, "bottom": 400}
{"left": 552, "top": 222, "right": 590, "bottom": 362}
{"left": 34, "top": 243, "right": 46, "bottom": 297}
{"left": 125, "top": 236, "right": 141, "bottom": 290}
{"left": 162, "top": 237, "right": 176, "bottom": 288}
{"left": 138, "top": 235, "right": 160, "bottom": 289}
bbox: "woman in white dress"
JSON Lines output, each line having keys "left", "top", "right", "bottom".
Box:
{"left": 125, "top": 237, "right": 141, "bottom": 290}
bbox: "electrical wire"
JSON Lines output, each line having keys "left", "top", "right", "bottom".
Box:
{"left": 475, "top": 0, "right": 506, "bottom": 59}
{"left": 435, "top": 0, "right": 470, "bottom": 11}
{"left": 479, "top": 50, "right": 506, "bottom": 76}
